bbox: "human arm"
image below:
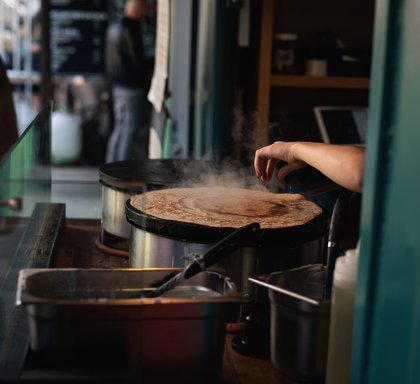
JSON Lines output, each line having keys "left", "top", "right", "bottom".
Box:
{"left": 254, "top": 141, "right": 365, "bottom": 193}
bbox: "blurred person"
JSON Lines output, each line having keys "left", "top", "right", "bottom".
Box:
{"left": 0, "top": 56, "right": 18, "bottom": 159}
{"left": 254, "top": 141, "right": 365, "bottom": 193}
{"left": 105, "top": 0, "right": 150, "bottom": 163}
{"left": 30, "top": 11, "right": 42, "bottom": 114}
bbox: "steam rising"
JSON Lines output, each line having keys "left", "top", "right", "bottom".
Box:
{"left": 175, "top": 160, "right": 274, "bottom": 193}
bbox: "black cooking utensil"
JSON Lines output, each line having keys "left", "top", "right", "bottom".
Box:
{"left": 144, "top": 222, "right": 261, "bottom": 298}
{"left": 323, "top": 190, "right": 350, "bottom": 299}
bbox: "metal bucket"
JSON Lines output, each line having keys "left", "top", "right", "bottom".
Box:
{"left": 249, "top": 264, "right": 331, "bottom": 383}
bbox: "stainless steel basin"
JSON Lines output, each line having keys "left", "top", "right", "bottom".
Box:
{"left": 17, "top": 268, "right": 239, "bottom": 383}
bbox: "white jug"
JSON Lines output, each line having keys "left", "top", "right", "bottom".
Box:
{"left": 51, "top": 109, "right": 82, "bottom": 164}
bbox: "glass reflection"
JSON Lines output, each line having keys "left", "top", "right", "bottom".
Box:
{"left": 0, "top": 104, "right": 51, "bottom": 285}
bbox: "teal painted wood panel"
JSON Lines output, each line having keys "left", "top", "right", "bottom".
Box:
{"left": 352, "top": 0, "right": 420, "bottom": 383}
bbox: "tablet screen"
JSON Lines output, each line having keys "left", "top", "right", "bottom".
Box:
{"left": 314, "top": 107, "right": 368, "bottom": 146}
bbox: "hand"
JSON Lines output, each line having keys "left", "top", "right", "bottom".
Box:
{"left": 254, "top": 141, "right": 306, "bottom": 184}
{"left": 254, "top": 141, "right": 365, "bottom": 192}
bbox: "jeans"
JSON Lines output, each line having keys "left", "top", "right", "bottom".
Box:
{"left": 105, "top": 86, "right": 146, "bottom": 163}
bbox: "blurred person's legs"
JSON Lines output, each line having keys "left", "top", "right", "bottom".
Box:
{"left": 106, "top": 86, "right": 145, "bottom": 163}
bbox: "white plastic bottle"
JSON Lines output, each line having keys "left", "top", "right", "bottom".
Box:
{"left": 326, "top": 247, "right": 359, "bottom": 384}
{"left": 51, "top": 109, "right": 82, "bottom": 165}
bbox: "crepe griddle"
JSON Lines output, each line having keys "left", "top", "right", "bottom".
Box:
{"left": 125, "top": 197, "right": 329, "bottom": 246}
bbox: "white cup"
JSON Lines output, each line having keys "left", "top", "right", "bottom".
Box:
{"left": 305, "top": 59, "right": 327, "bottom": 76}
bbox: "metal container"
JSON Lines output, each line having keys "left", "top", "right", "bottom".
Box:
{"left": 129, "top": 227, "right": 324, "bottom": 309}
{"left": 101, "top": 182, "right": 138, "bottom": 239}
{"left": 249, "top": 264, "right": 331, "bottom": 383}
{"left": 17, "top": 268, "right": 239, "bottom": 383}
{"left": 130, "top": 227, "right": 211, "bottom": 267}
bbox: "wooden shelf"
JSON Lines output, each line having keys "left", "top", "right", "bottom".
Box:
{"left": 270, "top": 75, "right": 370, "bottom": 89}
{"left": 256, "top": 0, "right": 373, "bottom": 146}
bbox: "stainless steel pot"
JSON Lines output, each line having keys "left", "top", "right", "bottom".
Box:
{"left": 101, "top": 183, "right": 141, "bottom": 239}
{"left": 129, "top": 227, "right": 325, "bottom": 308}
{"left": 129, "top": 227, "right": 211, "bottom": 267}
{"left": 249, "top": 264, "right": 331, "bottom": 383}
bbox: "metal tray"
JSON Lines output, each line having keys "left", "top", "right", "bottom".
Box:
{"left": 17, "top": 268, "right": 240, "bottom": 383}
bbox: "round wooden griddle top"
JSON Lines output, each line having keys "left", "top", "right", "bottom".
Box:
{"left": 129, "top": 186, "right": 323, "bottom": 232}
{"left": 126, "top": 187, "right": 328, "bottom": 244}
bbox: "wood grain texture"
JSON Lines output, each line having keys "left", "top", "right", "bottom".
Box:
{"left": 131, "top": 187, "right": 322, "bottom": 229}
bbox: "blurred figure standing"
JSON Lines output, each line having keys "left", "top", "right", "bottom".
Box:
{"left": 30, "top": 11, "right": 42, "bottom": 114}
{"left": 105, "top": 0, "right": 150, "bottom": 162}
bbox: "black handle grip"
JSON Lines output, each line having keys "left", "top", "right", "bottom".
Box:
{"left": 184, "top": 222, "right": 260, "bottom": 279}
{"left": 323, "top": 191, "right": 351, "bottom": 298}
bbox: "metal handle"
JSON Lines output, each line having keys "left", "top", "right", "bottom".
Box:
{"left": 184, "top": 222, "right": 260, "bottom": 279}
{"left": 145, "top": 222, "right": 261, "bottom": 298}
{"left": 0, "top": 197, "right": 22, "bottom": 211}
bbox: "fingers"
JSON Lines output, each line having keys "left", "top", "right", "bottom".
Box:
{"left": 254, "top": 149, "right": 267, "bottom": 179}
{"left": 254, "top": 142, "right": 295, "bottom": 184}
{"left": 265, "top": 158, "right": 277, "bottom": 182}
{"left": 254, "top": 141, "right": 307, "bottom": 187}
{"left": 254, "top": 150, "right": 278, "bottom": 183}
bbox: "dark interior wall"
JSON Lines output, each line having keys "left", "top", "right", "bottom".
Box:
{"left": 0, "top": 56, "right": 18, "bottom": 160}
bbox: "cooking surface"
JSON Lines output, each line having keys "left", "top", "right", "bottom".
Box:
{"left": 131, "top": 187, "right": 322, "bottom": 229}
{"left": 126, "top": 187, "right": 329, "bottom": 244}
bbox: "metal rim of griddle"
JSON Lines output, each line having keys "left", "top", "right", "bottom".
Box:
{"left": 125, "top": 198, "right": 330, "bottom": 246}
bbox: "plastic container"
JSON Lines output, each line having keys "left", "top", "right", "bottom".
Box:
{"left": 325, "top": 247, "right": 359, "bottom": 384}
{"left": 51, "top": 109, "right": 82, "bottom": 165}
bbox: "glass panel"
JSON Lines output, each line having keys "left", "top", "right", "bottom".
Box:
{"left": 0, "top": 104, "right": 51, "bottom": 285}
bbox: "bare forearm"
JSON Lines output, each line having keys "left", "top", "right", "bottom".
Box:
{"left": 291, "top": 142, "right": 365, "bottom": 192}
{"left": 254, "top": 141, "right": 365, "bottom": 193}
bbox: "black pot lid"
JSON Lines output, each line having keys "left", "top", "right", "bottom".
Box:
{"left": 100, "top": 159, "right": 253, "bottom": 192}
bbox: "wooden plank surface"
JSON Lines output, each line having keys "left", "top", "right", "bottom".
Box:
{"left": 0, "top": 203, "right": 65, "bottom": 381}
{"left": 222, "top": 334, "right": 297, "bottom": 384}
{"left": 270, "top": 75, "right": 370, "bottom": 89}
